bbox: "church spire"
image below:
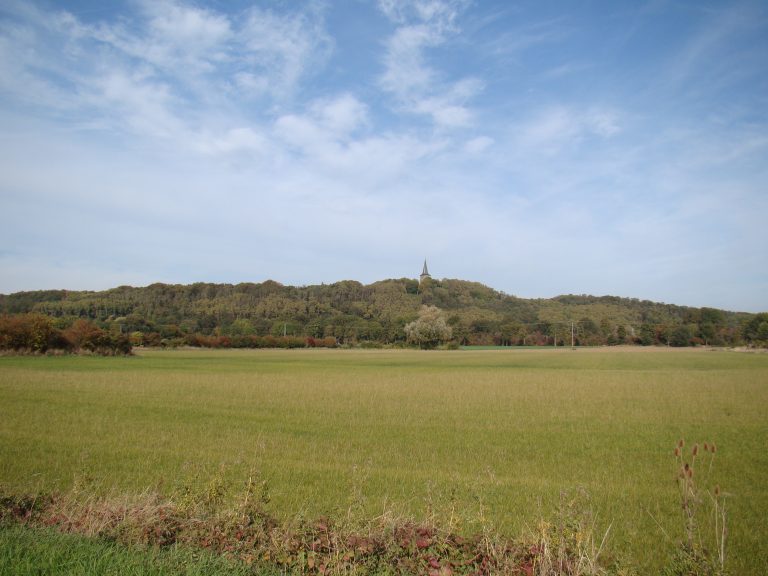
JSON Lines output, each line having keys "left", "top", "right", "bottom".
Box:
{"left": 420, "top": 259, "right": 431, "bottom": 284}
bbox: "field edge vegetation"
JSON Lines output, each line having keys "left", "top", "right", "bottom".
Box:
{"left": 1, "top": 438, "right": 729, "bottom": 576}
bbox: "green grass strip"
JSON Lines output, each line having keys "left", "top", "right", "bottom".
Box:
{"left": 0, "top": 523, "right": 275, "bottom": 576}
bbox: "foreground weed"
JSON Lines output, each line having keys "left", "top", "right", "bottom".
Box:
{"left": 0, "top": 480, "right": 628, "bottom": 576}
{"left": 528, "top": 489, "right": 617, "bottom": 576}
{"left": 663, "top": 440, "right": 728, "bottom": 576}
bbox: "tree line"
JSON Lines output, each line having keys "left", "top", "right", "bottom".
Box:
{"left": 0, "top": 314, "right": 131, "bottom": 355}
{"left": 1, "top": 278, "right": 765, "bottom": 350}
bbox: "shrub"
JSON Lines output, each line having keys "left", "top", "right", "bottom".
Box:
{"left": 0, "top": 313, "right": 65, "bottom": 352}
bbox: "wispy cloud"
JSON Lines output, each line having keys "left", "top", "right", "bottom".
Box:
{"left": 517, "top": 106, "right": 621, "bottom": 155}
{"left": 482, "top": 16, "right": 569, "bottom": 59}
{"left": 235, "top": 4, "right": 332, "bottom": 101}
{"left": 643, "top": 2, "right": 768, "bottom": 116}
{"left": 0, "top": 0, "right": 331, "bottom": 144}
{"left": 378, "top": 0, "right": 482, "bottom": 128}
{"left": 273, "top": 93, "right": 448, "bottom": 184}
{"left": 96, "top": 0, "right": 233, "bottom": 77}
{"left": 378, "top": 0, "right": 469, "bottom": 28}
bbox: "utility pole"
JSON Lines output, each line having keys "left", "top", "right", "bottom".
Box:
{"left": 571, "top": 321, "right": 575, "bottom": 349}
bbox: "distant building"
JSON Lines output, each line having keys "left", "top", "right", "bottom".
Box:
{"left": 420, "top": 259, "right": 431, "bottom": 284}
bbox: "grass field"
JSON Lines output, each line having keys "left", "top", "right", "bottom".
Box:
{"left": 1, "top": 348, "right": 767, "bottom": 573}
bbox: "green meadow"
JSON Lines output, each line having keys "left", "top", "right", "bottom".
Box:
{"left": 1, "top": 348, "right": 767, "bottom": 573}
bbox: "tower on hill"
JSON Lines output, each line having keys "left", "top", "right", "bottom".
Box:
{"left": 420, "top": 259, "right": 431, "bottom": 284}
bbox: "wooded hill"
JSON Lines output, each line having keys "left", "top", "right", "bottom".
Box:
{"left": 1, "top": 278, "right": 766, "bottom": 348}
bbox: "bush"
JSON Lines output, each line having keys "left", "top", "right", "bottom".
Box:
{"left": 0, "top": 314, "right": 65, "bottom": 353}
{"left": 0, "top": 315, "right": 130, "bottom": 355}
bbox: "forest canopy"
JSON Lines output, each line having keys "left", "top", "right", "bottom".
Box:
{"left": 0, "top": 278, "right": 764, "bottom": 349}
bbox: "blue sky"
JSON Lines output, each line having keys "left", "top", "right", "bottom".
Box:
{"left": 1, "top": 0, "right": 766, "bottom": 312}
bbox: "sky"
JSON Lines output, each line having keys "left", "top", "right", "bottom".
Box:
{"left": 0, "top": 0, "right": 766, "bottom": 312}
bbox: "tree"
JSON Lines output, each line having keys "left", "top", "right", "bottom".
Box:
{"left": 228, "top": 318, "right": 255, "bottom": 337}
{"left": 638, "top": 323, "right": 656, "bottom": 346}
{"left": 743, "top": 313, "right": 768, "bottom": 346}
{"left": 64, "top": 319, "right": 107, "bottom": 351}
{"left": 499, "top": 321, "right": 524, "bottom": 346}
{"left": 0, "top": 313, "right": 58, "bottom": 352}
{"left": 404, "top": 305, "right": 453, "bottom": 349}
{"left": 670, "top": 325, "right": 693, "bottom": 347}
{"left": 758, "top": 321, "right": 768, "bottom": 343}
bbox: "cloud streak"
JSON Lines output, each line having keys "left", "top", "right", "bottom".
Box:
{"left": 378, "top": 0, "right": 483, "bottom": 128}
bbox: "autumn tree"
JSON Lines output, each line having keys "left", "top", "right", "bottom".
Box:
{"left": 404, "top": 305, "right": 452, "bottom": 349}
{"left": 0, "top": 313, "right": 58, "bottom": 352}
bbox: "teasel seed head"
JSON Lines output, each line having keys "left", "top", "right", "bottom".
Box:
{"left": 678, "top": 439, "right": 684, "bottom": 448}
{"left": 674, "top": 447, "right": 680, "bottom": 457}
{"left": 711, "top": 443, "right": 717, "bottom": 454}
{"left": 692, "top": 444, "right": 699, "bottom": 457}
